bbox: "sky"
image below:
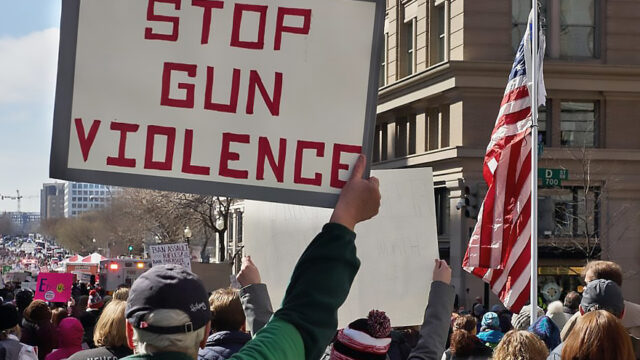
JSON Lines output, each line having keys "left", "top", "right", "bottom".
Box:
{"left": 0, "top": 1, "right": 62, "bottom": 213}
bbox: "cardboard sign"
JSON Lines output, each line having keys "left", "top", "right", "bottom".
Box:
{"left": 149, "top": 243, "right": 192, "bottom": 271}
{"left": 50, "top": 0, "right": 384, "bottom": 208}
{"left": 244, "top": 168, "right": 440, "bottom": 327}
{"left": 34, "top": 273, "right": 73, "bottom": 303}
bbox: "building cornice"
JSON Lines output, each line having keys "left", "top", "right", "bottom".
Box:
{"left": 377, "top": 61, "right": 640, "bottom": 114}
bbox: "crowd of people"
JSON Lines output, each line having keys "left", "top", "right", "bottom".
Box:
{"left": 1, "top": 155, "right": 638, "bottom": 360}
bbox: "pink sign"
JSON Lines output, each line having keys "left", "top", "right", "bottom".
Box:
{"left": 34, "top": 273, "right": 73, "bottom": 303}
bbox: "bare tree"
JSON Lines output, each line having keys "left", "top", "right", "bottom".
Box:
{"left": 174, "top": 194, "right": 235, "bottom": 262}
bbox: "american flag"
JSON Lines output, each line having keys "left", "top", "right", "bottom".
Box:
{"left": 463, "top": 10, "right": 546, "bottom": 313}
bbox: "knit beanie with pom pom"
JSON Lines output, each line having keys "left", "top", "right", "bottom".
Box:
{"left": 330, "top": 310, "right": 392, "bottom": 360}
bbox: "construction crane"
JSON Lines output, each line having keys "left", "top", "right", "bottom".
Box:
{"left": 0, "top": 190, "right": 36, "bottom": 213}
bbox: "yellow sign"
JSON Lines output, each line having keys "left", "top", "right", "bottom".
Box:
{"left": 538, "top": 266, "right": 584, "bottom": 276}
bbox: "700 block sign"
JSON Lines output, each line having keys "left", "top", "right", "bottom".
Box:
{"left": 51, "top": 0, "right": 384, "bottom": 207}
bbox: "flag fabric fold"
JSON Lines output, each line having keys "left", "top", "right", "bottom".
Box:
{"left": 462, "top": 9, "right": 546, "bottom": 313}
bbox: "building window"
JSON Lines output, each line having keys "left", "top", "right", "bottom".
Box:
{"left": 539, "top": 186, "right": 599, "bottom": 238}
{"left": 72, "top": 211, "right": 76, "bottom": 215}
{"left": 434, "top": 187, "right": 449, "bottom": 236}
{"left": 538, "top": 101, "right": 550, "bottom": 146}
{"left": 236, "top": 211, "right": 243, "bottom": 243}
{"left": 512, "top": 0, "right": 599, "bottom": 59}
{"left": 401, "top": 18, "right": 416, "bottom": 77}
{"left": 379, "top": 33, "right": 388, "bottom": 87}
{"left": 560, "top": 101, "right": 596, "bottom": 147}
{"left": 374, "top": 123, "right": 389, "bottom": 162}
{"left": 436, "top": 5, "right": 445, "bottom": 63}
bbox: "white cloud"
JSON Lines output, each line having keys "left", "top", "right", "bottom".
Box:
{"left": 0, "top": 28, "right": 59, "bottom": 105}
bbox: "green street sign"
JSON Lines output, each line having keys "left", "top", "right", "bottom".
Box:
{"left": 538, "top": 168, "right": 568, "bottom": 187}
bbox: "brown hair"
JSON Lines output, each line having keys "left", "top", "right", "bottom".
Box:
{"left": 112, "top": 287, "right": 130, "bottom": 301}
{"left": 23, "top": 300, "right": 52, "bottom": 323}
{"left": 450, "top": 315, "right": 478, "bottom": 356}
{"left": 561, "top": 310, "right": 634, "bottom": 360}
{"left": 492, "top": 330, "right": 548, "bottom": 360}
{"left": 583, "top": 261, "right": 623, "bottom": 286}
{"left": 93, "top": 300, "right": 127, "bottom": 348}
{"left": 209, "top": 288, "right": 246, "bottom": 332}
{"left": 51, "top": 307, "right": 68, "bottom": 327}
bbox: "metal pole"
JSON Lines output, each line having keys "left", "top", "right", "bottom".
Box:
{"left": 530, "top": 0, "right": 539, "bottom": 325}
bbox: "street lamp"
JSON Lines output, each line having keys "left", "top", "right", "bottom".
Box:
{"left": 184, "top": 226, "right": 192, "bottom": 245}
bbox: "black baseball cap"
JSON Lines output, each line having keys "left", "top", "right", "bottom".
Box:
{"left": 581, "top": 279, "right": 624, "bottom": 317}
{"left": 126, "top": 264, "right": 210, "bottom": 334}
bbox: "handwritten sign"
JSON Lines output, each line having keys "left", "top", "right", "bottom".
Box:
{"left": 50, "top": 0, "right": 384, "bottom": 207}
{"left": 34, "top": 273, "right": 73, "bottom": 303}
{"left": 149, "top": 243, "right": 192, "bottom": 271}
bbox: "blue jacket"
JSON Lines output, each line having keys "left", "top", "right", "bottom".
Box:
{"left": 477, "top": 329, "right": 504, "bottom": 347}
{"left": 198, "top": 331, "right": 251, "bottom": 360}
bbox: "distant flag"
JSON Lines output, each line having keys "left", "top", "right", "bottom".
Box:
{"left": 462, "top": 9, "right": 546, "bottom": 313}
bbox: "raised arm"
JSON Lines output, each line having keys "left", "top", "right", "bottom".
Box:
{"left": 237, "top": 256, "right": 274, "bottom": 336}
{"left": 408, "top": 259, "right": 455, "bottom": 360}
{"left": 230, "top": 154, "right": 381, "bottom": 360}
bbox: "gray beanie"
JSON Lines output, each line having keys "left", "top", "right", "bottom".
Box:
{"left": 511, "top": 305, "right": 545, "bottom": 330}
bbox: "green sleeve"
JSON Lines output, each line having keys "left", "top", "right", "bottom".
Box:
{"left": 274, "top": 222, "right": 361, "bottom": 360}
{"left": 229, "top": 318, "right": 304, "bottom": 360}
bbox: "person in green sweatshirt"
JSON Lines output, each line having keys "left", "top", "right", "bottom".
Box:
{"left": 122, "top": 154, "right": 381, "bottom": 360}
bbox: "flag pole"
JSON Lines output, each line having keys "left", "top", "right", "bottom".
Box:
{"left": 530, "top": 0, "right": 539, "bottom": 324}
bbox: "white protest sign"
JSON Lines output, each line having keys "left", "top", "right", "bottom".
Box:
{"left": 50, "top": 0, "right": 384, "bottom": 207}
{"left": 244, "top": 168, "right": 440, "bottom": 327}
{"left": 148, "top": 243, "right": 192, "bottom": 271}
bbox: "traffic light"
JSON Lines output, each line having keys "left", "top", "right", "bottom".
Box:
{"left": 128, "top": 245, "right": 134, "bottom": 253}
{"left": 463, "top": 185, "right": 479, "bottom": 219}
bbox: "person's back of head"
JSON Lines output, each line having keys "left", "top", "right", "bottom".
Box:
{"left": 330, "top": 310, "right": 392, "bottom": 360}
{"left": 112, "top": 287, "right": 129, "bottom": 301}
{"left": 527, "top": 316, "right": 560, "bottom": 351}
{"left": 94, "top": 299, "right": 127, "bottom": 348}
{"left": 492, "top": 330, "right": 548, "bottom": 360}
{"left": 23, "top": 300, "right": 51, "bottom": 323}
{"left": 15, "top": 289, "right": 33, "bottom": 312}
{"left": 126, "top": 264, "right": 211, "bottom": 358}
{"left": 561, "top": 310, "right": 635, "bottom": 360}
{"left": 563, "top": 291, "right": 581, "bottom": 314}
{"left": 583, "top": 260, "right": 623, "bottom": 285}
{"left": 511, "top": 305, "right": 544, "bottom": 330}
{"left": 51, "top": 307, "right": 68, "bottom": 327}
{"left": 580, "top": 279, "right": 624, "bottom": 318}
{"left": 450, "top": 315, "right": 479, "bottom": 356}
{"left": 209, "top": 288, "right": 245, "bottom": 332}
{"left": 480, "top": 312, "right": 500, "bottom": 332}
{"left": 56, "top": 317, "right": 84, "bottom": 348}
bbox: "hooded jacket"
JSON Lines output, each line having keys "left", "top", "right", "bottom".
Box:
{"left": 198, "top": 331, "right": 252, "bottom": 360}
{"left": 20, "top": 318, "right": 57, "bottom": 360}
{"left": 45, "top": 318, "right": 84, "bottom": 360}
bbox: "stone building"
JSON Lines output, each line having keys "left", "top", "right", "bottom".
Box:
{"left": 373, "top": 0, "right": 640, "bottom": 307}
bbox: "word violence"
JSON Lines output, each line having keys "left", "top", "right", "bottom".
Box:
{"left": 74, "top": 118, "right": 361, "bottom": 189}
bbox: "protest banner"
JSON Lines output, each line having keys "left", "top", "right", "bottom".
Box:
{"left": 244, "top": 168, "right": 440, "bottom": 327}
{"left": 149, "top": 243, "right": 192, "bottom": 271}
{"left": 50, "top": 0, "right": 384, "bottom": 208}
{"left": 34, "top": 273, "right": 73, "bottom": 303}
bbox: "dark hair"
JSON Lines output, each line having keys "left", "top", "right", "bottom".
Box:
{"left": 450, "top": 315, "right": 477, "bottom": 356}
{"left": 583, "top": 261, "right": 623, "bottom": 286}
{"left": 561, "top": 310, "right": 634, "bottom": 360}
{"left": 15, "top": 289, "right": 33, "bottom": 311}
{"left": 563, "top": 291, "right": 581, "bottom": 312}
